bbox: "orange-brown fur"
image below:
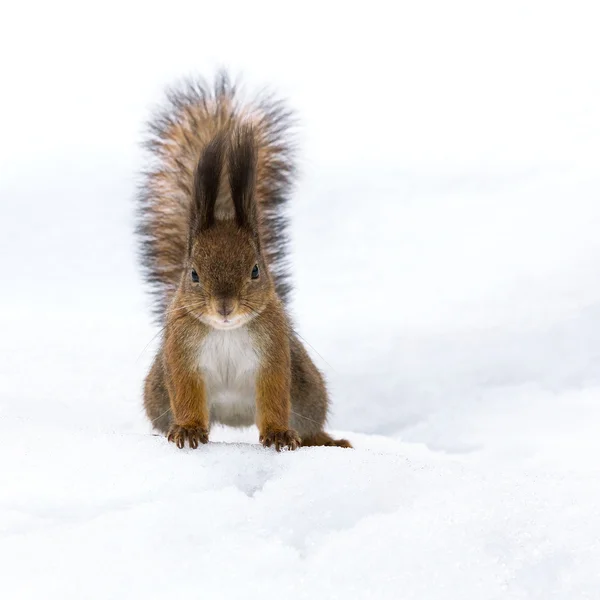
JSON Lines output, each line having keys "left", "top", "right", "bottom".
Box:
{"left": 138, "top": 73, "right": 350, "bottom": 451}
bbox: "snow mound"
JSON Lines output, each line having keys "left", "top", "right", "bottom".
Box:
{"left": 1, "top": 423, "right": 599, "bottom": 600}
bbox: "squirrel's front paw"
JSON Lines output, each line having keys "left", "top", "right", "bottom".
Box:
{"left": 167, "top": 424, "right": 209, "bottom": 449}
{"left": 260, "top": 428, "right": 301, "bottom": 452}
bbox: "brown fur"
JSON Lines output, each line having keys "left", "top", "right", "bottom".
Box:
{"left": 138, "top": 73, "right": 351, "bottom": 451}
{"left": 137, "top": 73, "right": 294, "bottom": 318}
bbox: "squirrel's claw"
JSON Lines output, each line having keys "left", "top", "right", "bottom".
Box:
{"left": 167, "top": 424, "right": 209, "bottom": 449}
{"left": 260, "top": 429, "right": 301, "bottom": 452}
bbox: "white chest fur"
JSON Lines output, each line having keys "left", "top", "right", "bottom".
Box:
{"left": 198, "top": 327, "right": 260, "bottom": 428}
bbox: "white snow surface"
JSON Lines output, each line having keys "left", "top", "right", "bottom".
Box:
{"left": 2, "top": 1, "right": 600, "bottom": 598}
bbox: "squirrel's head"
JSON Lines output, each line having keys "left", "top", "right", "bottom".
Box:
{"left": 179, "top": 127, "right": 274, "bottom": 330}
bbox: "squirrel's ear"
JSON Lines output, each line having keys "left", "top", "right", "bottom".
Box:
{"left": 192, "top": 132, "right": 226, "bottom": 231}
{"left": 228, "top": 125, "right": 258, "bottom": 233}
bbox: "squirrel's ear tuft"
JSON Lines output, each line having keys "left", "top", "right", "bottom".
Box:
{"left": 228, "top": 125, "right": 258, "bottom": 232}
{"left": 192, "top": 132, "right": 226, "bottom": 231}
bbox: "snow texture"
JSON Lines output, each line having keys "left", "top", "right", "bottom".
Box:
{"left": 1, "top": 1, "right": 600, "bottom": 598}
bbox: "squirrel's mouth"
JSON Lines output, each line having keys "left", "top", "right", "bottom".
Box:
{"left": 203, "top": 313, "right": 250, "bottom": 330}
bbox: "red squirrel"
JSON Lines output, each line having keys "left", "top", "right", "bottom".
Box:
{"left": 137, "top": 73, "right": 350, "bottom": 451}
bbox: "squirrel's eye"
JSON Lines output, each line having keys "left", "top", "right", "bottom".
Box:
{"left": 191, "top": 269, "right": 199, "bottom": 283}
{"left": 251, "top": 264, "right": 259, "bottom": 279}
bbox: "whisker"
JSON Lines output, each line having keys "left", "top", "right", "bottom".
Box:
{"left": 150, "top": 405, "right": 172, "bottom": 425}
{"left": 136, "top": 311, "right": 191, "bottom": 362}
{"left": 290, "top": 327, "right": 335, "bottom": 372}
{"left": 240, "top": 302, "right": 334, "bottom": 371}
{"left": 136, "top": 323, "right": 169, "bottom": 362}
{"left": 290, "top": 408, "right": 323, "bottom": 427}
{"left": 166, "top": 301, "right": 206, "bottom": 314}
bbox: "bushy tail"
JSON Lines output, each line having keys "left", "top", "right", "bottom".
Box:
{"left": 136, "top": 72, "right": 296, "bottom": 320}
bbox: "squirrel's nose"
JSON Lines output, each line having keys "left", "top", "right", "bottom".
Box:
{"left": 217, "top": 301, "right": 234, "bottom": 317}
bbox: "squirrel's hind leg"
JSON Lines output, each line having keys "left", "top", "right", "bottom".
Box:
{"left": 300, "top": 432, "right": 352, "bottom": 448}
{"left": 289, "top": 337, "right": 352, "bottom": 449}
{"left": 144, "top": 352, "right": 173, "bottom": 434}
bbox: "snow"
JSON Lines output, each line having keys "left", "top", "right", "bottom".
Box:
{"left": 2, "top": 0, "right": 600, "bottom": 598}
{"left": 3, "top": 426, "right": 599, "bottom": 599}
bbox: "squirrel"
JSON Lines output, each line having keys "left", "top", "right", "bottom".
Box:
{"left": 137, "top": 73, "right": 351, "bottom": 451}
